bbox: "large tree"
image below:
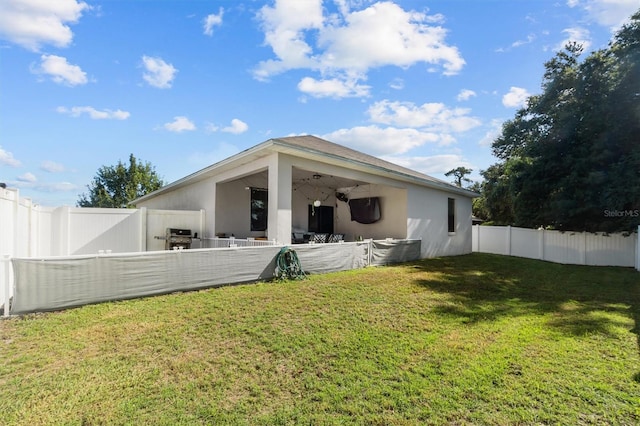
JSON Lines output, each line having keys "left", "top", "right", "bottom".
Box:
{"left": 77, "top": 154, "right": 164, "bottom": 208}
{"left": 482, "top": 10, "right": 640, "bottom": 232}
{"left": 445, "top": 166, "right": 473, "bottom": 187}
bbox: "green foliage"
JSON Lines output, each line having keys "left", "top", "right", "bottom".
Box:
{"left": 445, "top": 166, "right": 473, "bottom": 187}
{"left": 1, "top": 254, "right": 639, "bottom": 424}
{"left": 77, "top": 154, "right": 164, "bottom": 208}
{"left": 482, "top": 10, "right": 640, "bottom": 231}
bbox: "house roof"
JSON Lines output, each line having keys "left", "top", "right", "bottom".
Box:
{"left": 134, "top": 135, "right": 478, "bottom": 204}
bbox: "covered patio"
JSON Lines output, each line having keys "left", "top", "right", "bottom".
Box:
{"left": 213, "top": 165, "right": 408, "bottom": 245}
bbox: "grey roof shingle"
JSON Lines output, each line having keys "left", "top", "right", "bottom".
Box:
{"left": 134, "top": 135, "right": 477, "bottom": 204}
{"left": 271, "top": 135, "right": 477, "bottom": 196}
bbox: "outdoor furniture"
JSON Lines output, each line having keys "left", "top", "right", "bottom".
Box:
{"left": 311, "top": 233, "right": 328, "bottom": 243}
{"left": 327, "top": 233, "right": 344, "bottom": 243}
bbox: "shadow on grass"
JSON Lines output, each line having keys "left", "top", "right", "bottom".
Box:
{"left": 409, "top": 253, "right": 640, "bottom": 340}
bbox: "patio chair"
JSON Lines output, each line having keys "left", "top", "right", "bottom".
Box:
{"left": 327, "top": 233, "right": 344, "bottom": 243}
{"left": 311, "top": 233, "right": 328, "bottom": 243}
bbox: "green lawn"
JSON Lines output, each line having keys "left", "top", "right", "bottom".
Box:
{"left": 1, "top": 253, "right": 639, "bottom": 425}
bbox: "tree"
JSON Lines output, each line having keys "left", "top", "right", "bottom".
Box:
{"left": 445, "top": 166, "right": 473, "bottom": 187}
{"left": 77, "top": 154, "right": 164, "bottom": 208}
{"left": 480, "top": 9, "right": 640, "bottom": 232}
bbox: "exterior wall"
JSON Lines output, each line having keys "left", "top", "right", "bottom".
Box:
{"left": 135, "top": 152, "right": 475, "bottom": 256}
{"left": 216, "top": 179, "right": 255, "bottom": 238}
{"left": 406, "top": 185, "right": 473, "bottom": 258}
{"left": 335, "top": 184, "right": 407, "bottom": 241}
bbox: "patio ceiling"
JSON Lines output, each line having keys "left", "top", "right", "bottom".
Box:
{"left": 291, "top": 167, "right": 368, "bottom": 191}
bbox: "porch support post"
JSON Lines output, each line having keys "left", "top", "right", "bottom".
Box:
{"left": 267, "top": 154, "right": 292, "bottom": 245}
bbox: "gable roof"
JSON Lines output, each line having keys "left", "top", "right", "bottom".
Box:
{"left": 134, "top": 135, "right": 477, "bottom": 204}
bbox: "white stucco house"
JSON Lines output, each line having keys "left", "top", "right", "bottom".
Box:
{"left": 133, "top": 135, "right": 478, "bottom": 258}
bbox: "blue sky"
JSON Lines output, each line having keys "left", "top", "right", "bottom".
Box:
{"left": 1, "top": 0, "right": 637, "bottom": 206}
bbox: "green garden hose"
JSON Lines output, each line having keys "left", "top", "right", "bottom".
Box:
{"left": 275, "top": 247, "right": 306, "bottom": 280}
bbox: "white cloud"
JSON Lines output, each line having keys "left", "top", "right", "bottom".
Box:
{"left": 33, "top": 54, "right": 88, "bottom": 86}
{"left": 389, "top": 78, "right": 404, "bottom": 90}
{"left": 40, "top": 160, "right": 65, "bottom": 173}
{"left": 222, "top": 119, "right": 249, "bottom": 134}
{"left": 164, "top": 116, "right": 196, "bottom": 132}
{"left": 478, "top": 119, "right": 504, "bottom": 147}
{"left": 17, "top": 172, "right": 37, "bottom": 183}
{"left": 382, "top": 154, "right": 473, "bottom": 175}
{"left": 205, "top": 122, "right": 220, "bottom": 133}
{"left": 568, "top": 0, "right": 638, "bottom": 30}
{"left": 142, "top": 55, "right": 177, "bottom": 89}
{"left": 502, "top": 87, "right": 530, "bottom": 108}
{"left": 317, "top": 2, "right": 464, "bottom": 75}
{"left": 511, "top": 34, "right": 536, "bottom": 48}
{"left": 57, "top": 106, "right": 130, "bottom": 120}
{"left": 254, "top": 1, "right": 464, "bottom": 97}
{"left": 11, "top": 179, "right": 79, "bottom": 192}
{"left": 203, "top": 8, "right": 224, "bottom": 36}
{"left": 0, "top": 146, "right": 21, "bottom": 167}
{"left": 367, "top": 100, "right": 482, "bottom": 133}
{"left": 298, "top": 76, "right": 370, "bottom": 98}
{"left": 496, "top": 33, "right": 537, "bottom": 52}
{"left": 556, "top": 27, "right": 592, "bottom": 51}
{"left": 254, "top": 0, "right": 324, "bottom": 79}
{"left": 457, "top": 89, "right": 476, "bottom": 101}
{"left": 323, "top": 126, "right": 440, "bottom": 156}
{"left": 0, "top": 0, "right": 89, "bottom": 51}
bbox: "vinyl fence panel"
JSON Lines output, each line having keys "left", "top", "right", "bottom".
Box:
{"left": 473, "top": 225, "right": 638, "bottom": 269}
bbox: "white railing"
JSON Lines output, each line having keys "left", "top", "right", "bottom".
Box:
{"left": 473, "top": 225, "right": 640, "bottom": 270}
{"left": 201, "top": 237, "right": 277, "bottom": 248}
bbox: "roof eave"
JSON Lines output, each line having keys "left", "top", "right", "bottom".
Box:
{"left": 269, "top": 139, "right": 478, "bottom": 198}
{"left": 131, "top": 139, "right": 278, "bottom": 205}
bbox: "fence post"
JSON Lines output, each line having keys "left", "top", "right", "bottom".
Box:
{"left": 12, "top": 188, "right": 19, "bottom": 258}
{"left": 636, "top": 225, "right": 640, "bottom": 272}
{"left": 3, "top": 255, "right": 11, "bottom": 317}
{"left": 506, "top": 226, "right": 511, "bottom": 256}
{"left": 538, "top": 228, "right": 544, "bottom": 260}
{"left": 139, "top": 207, "right": 147, "bottom": 252}
{"left": 199, "top": 209, "right": 206, "bottom": 243}
{"left": 472, "top": 224, "right": 479, "bottom": 252}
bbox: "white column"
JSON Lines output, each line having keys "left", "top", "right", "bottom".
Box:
{"left": 3, "top": 255, "right": 11, "bottom": 317}
{"left": 267, "top": 154, "right": 292, "bottom": 245}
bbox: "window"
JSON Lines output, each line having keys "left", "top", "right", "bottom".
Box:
{"left": 448, "top": 197, "right": 456, "bottom": 233}
{"left": 251, "top": 188, "right": 268, "bottom": 231}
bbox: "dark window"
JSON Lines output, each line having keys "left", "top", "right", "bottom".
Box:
{"left": 251, "top": 188, "right": 268, "bottom": 231}
{"left": 448, "top": 197, "right": 456, "bottom": 233}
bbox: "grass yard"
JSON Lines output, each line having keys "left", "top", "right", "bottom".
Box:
{"left": 0, "top": 253, "right": 639, "bottom": 425}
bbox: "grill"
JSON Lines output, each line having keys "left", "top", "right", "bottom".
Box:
{"left": 165, "top": 228, "right": 192, "bottom": 250}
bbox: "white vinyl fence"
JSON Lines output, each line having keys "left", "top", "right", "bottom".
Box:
{"left": 473, "top": 225, "right": 640, "bottom": 270}
{"left": 3, "top": 239, "right": 421, "bottom": 316}
{"left": 0, "top": 188, "right": 206, "bottom": 257}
